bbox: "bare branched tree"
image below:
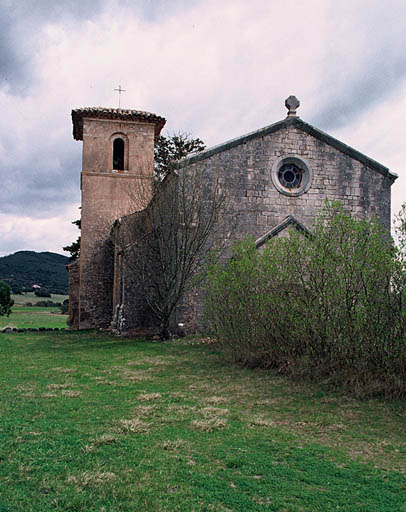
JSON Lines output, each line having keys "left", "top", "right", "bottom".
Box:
{"left": 118, "top": 165, "right": 225, "bottom": 338}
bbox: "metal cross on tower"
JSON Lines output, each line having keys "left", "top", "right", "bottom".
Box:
{"left": 114, "top": 85, "right": 126, "bottom": 109}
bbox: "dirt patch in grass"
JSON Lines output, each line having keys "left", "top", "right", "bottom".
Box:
{"left": 136, "top": 356, "right": 176, "bottom": 367}
{"left": 163, "top": 405, "right": 198, "bottom": 424}
{"left": 61, "top": 390, "right": 81, "bottom": 397}
{"left": 42, "top": 388, "right": 81, "bottom": 398}
{"left": 188, "top": 383, "right": 219, "bottom": 393}
{"left": 47, "top": 383, "right": 70, "bottom": 390}
{"left": 66, "top": 471, "right": 116, "bottom": 489}
{"left": 95, "top": 379, "right": 116, "bottom": 386}
{"left": 16, "top": 383, "right": 37, "bottom": 393}
{"left": 137, "top": 392, "right": 161, "bottom": 401}
{"left": 133, "top": 405, "right": 159, "bottom": 416}
{"left": 85, "top": 434, "right": 121, "bottom": 453}
{"left": 41, "top": 392, "right": 59, "bottom": 398}
{"left": 200, "top": 406, "right": 229, "bottom": 416}
{"left": 120, "top": 418, "right": 149, "bottom": 433}
{"left": 159, "top": 439, "right": 188, "bottom": 451}
{"left": 204, "top": 396, "right": 229, "bottom": 405}
{"left": 51, "top": 367, "right": 77, "bottom": 374}
{"left": 191, "top": 418, "right": 228, "bottom": 432}
{"left": 170, "top": 392, "right": 187, "bottom": 399}
{"left": 119, "top": 369, "right": 152, "bottom": 382}
{"left": 248, "top": 415, "right": 276, "bottom": 428}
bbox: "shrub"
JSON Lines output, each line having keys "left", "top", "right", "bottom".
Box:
{"left": 34, "top": 289, "right": 51, "bottom": 298}
{"left": 11, "top": 284, "right": 23, "bottom": 294}
{"left": 0, "top": 281, "right": 14, "bottom": 317}
{"left": 34, "top": 300, "right": 61, "bottom": 307}
{"left": 205, "top": 202, "right": 406, "bottom": 396}
{"left": 60, "top": 299, "right": 69, "bottom": 314}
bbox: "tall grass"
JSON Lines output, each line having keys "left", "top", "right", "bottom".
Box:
{"left": 205, "top": 202, "right": 406, "bottom": 397}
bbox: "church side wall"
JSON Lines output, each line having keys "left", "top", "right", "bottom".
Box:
{"left": 111, "top": 212, "right": 159, "bottom": 335}
{"left": 66, "top": 260, "right": 79, "bottom": 329}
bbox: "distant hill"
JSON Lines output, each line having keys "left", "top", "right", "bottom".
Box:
{"left": 0, "top": 251, "right": 69, "bottom": 294}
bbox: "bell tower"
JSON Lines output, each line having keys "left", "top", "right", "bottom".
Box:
{"left": 71, "top": 107, "right": 166, "bottom": 329}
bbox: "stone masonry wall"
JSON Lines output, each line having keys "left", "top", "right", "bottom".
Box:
{"left": 79, "top": 118, "right": 155, "bottom": 328}
{"left": 191, "top": 124, "right": 391, "bottom": 250}
{"left": 66, "top": 260, "right": 79, "bottom": 329}
{"left": 110, "top": 211, "right": 159, "bottom": 334}
{"left": 176, "top": 122, "right": 393, "bottom": 332}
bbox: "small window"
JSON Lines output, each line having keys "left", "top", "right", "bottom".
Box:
{"left": 113, "top": 138, "right": 125, "bottom": 170}
{"left": 271, "top": 156, "right": 312, "bottom": 197}
{"left": 278, "top": 163, "right": 303, "bottom": 189}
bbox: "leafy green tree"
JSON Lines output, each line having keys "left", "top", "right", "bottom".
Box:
{"left": 63, "top": 219, "right": 81, "bottom": 261}
{"left": 60, "top": 299, "right": 69, "bottom": 314}
{"left": 34, "top": 288, "right": 51, "bottom": 298}
{"left": 0, "top": 280, "right": 14, "bottom": 317}
{"left": 394, "top": 202, "right": 406, "bottom": 258}
{"left": 205, "top": 201, "right": 406, "bottom": 396}
{"left": 154, "top": 133, "right": 205, "bottom": 181}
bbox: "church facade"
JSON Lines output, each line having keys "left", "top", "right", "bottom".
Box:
{"left": 67, "top": 97, "right": 397, "bottom": 333}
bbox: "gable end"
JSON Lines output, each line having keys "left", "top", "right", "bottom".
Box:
{"left": 255, "top": 215, "right": 313, "bottom": 249}
{"left": 174, "top": 117, "right": 397, "bottom": 182}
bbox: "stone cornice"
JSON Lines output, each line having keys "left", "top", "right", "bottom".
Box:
{"left": 255, "top": 215, "right": 313, "bottom": 249}
{"left": 81, "top": 171, "right": 153, "bottom": 179}
{"left": 72, "top": 107, "right": 166, "bottom": 141}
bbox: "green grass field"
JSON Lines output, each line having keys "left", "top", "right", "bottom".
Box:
{"left": 0, "top": 306, "right": 68, "bottom": 329}
{"left": 0, "top": 331, "right": 405, "bottom": 511}
{"left": 12, "top": 292, "right": 68, "bottom": 306}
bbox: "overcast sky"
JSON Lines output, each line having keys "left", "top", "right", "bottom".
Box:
{"left": 1, "top": 0, "right": 406, "bottom": 256}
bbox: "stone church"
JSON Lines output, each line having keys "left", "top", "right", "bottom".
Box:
{"left": 67, "top": 96, "right": 397, "bottom": 333}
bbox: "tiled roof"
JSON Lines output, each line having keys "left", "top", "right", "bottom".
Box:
{"left": 71, "top": 107, "right": 166, "bottom": 140}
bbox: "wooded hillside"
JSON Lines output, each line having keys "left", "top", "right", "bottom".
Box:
{"left": 0, "top": 251, "right": 69, "bottom": 294}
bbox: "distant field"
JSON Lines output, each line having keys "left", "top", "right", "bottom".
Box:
{"left": 0, "top": 306, "right": 68, "bottom": 329}
{"left": 12, "top": 292, "right": 68, "bottom": 305}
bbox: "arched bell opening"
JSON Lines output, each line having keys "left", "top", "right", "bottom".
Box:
{"left": 113, "top": 137, "right": 125, "bottom": 170}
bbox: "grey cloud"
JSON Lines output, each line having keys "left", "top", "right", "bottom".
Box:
{"left": 0, "top": 0, "right": 199, "bottom": 94}
{"left": 311, "top": 0, "right": 406, "bottom": 131}
{"left": 0, "top": 0, "right": 105, "bottom": 95}
{"left": 122, "top": 0, "right": 200, "bottom": 22}
{"left": 0, "top": 9, "right": 32, "bottom": 93}
{"left": 0, "top": 149, "right": 81, "bottom": 217}
{"left": 4, "top": 0, "right": 106, "bottom": 24}
{"left": 313, "top": 48, "right": 406, "bottom": 131}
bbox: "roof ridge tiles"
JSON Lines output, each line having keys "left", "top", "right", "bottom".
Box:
{"left": 71, "top": 106, "right": 166, "bottom": 140}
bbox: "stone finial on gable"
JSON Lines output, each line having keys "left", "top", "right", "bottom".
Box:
{"left": 285, "top": 95, "right": 300, "bottom": 117}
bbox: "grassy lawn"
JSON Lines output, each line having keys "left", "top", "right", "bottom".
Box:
{"left": 0, "top": 331, "right": 405, "bottom": 511}
{"left": 0, "top": 306, "right": 68, "bottom": 329}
